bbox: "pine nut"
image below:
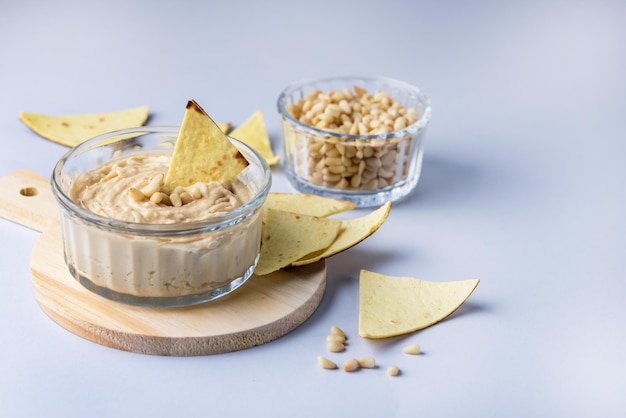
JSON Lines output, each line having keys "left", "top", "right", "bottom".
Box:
{"left": 317, "top": 356, "right": 338, "bottom": 370}
{"left": 377, "top": 178, "right": 390, "bottom": 188}
{"left": 102, "top": 170, "right": 119, "bottom": 181}
{"left": 302, "top": 99, "right": 313, "bottom": 112}
{"left": 327, "top": 340, "right": 345, "bottom": 353}
{"left": 361, "top": 178, "right": 378, "bottom": 190}
{"left": 315, "top": 120, "right": 328, "bottom": 129}
{"left": 326, "top": 165, "right": 345, "bottom": 175}
{"left": 358, "top": 160, "right": 366, "bottom": 174}
{"left": 338, "top": 99, "right": 351, "bottom": 114}
{"left": 387, "top": 365, "right": 400, "bottom": 376}
{"left": 188, "top": 186, "right": 202, "bottom": 199}
{"left": 350, "top": 173, "right": 362, "bottom": 188}
{"left": 141, "top": 182, "right": 160, "bottom": 198}
{"left": 335, "top": 178, "right": 349, "bottom": 189}
{"left": 380, "top": 150, "right": 397, "bottom": 166}
{"left": 377, "top": 167, "right": 395, "bottom": 179}
{"left": 310, "top": 172, "right": 324, "bottom": 184}
{"left": 326, "top": 334, "right": 345, "bottom": 344}
{"left": 365, "top": 157, "right": 381, "bottom": 168}
{"left": 330, "top": 325, "right": 346, "bottom": 339}
{"left": 361, "top": 165, "right": 377, "bottom": 179}
{"left": 322, "top": 173, "right": 341, "bottom": 183}
{"left": 394, "top": 116, "right": 408, "bottom": 131}
{"left": 150, "top": 191, "right": 165, "bottom": 204}
{"left": 330, "top": 91, "right": 345, "bottom": 102}
{"left": 357, "top": 356, "right": 376, "bottom": 369}
{"left": 342, "top": 358, "right": 360, "bottom": 372}
{"left": 128, "top": 187, "right": 144, "bottom": 202}
{"left": 357, "top": 122, "right": 368, "bottom": 135}
{"left": 169, "top": 193, "right": 182, "bottom": 207}
{"left": 325, "top": 103, "right": 341, "bottom": 117}
{"left": 374, "top": 126, "right": 390, "bottom": 134}
{"left": 159, "top": 193, "right": 172, "bottom": 206}
{"left": 343, "top": 145, "right": 356, "bottom": 158}
{"left": 402, "top": 344, "right": 421, "bottom": 355}
{"left": 406, "top": 108, "right": 418, "bottom": 125}
{"left": 311, "top": 102, "right": 325, "bottom": 113}
{"left": 325, "top": 156, "right": 343, "bottom": 167}
{"left": 179, "top": 191, "right": 193, "bottom": 205}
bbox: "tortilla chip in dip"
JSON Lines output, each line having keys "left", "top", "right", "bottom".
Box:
{"left": 165, "top": 99, "right": 248, "bottom": 189}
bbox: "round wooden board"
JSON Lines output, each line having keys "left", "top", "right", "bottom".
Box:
{"left": 30, "top": 224, "right": 326, "bottom": 356}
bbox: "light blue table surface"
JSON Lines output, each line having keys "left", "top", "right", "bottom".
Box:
{"left": 1, "top": 1, "right": 624, "bottom": 417}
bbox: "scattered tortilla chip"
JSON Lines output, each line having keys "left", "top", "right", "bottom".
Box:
{"left": 292, "top": 202, "right": 391, "bottom": 266}
{"left": 230, "top": 110, "right": 280, "bottom": 166}
{"left": 165, "top": 99, "right": 249, "bottom": 189}
{"left": 254, "top": 208, "right": 342, "bottom": 276}
{"left": 18, "top": 105, "right": 149, "bottom": 146}
{"left": 358, "top": 270, "right": 480, "bottom": 339}
{"left": 264, "top": 192, "right": 355, "bottom": 217}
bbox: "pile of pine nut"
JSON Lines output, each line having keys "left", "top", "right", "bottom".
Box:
{"left": 285, "top": 86, "right": 420, "bottom": 191}
{"left": 126, "top": 172, "right": 239, "bottom": 210}
{"left": 317, "top": 325, "right": 422, "bottom": 377}
{"left": 127, "top": 173, "right": 200, "bottom": 207}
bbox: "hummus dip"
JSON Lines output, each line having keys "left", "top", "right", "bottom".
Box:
{"left": 70, "top": 152, "right": 253, "bottom": 223}
{"left": 63, "top": 152, "right": 261, "bottom": 301}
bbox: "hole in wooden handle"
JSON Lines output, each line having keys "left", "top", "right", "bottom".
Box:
{"left": 20, "top": 187, "right": 39, "bottom": 197}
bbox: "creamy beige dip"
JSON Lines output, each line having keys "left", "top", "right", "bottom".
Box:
{"left": 62, "top": 152, "right": 261, "bottom": 301}
{"left": 70, "top": 152, "right": 252, "bottom": 223}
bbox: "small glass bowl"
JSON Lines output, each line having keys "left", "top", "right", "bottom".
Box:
{"left": 51, "top": 126, "right": 271, "bottom": 308}
{"left": 277, "top": 75, "right": 431, "bottom": 207}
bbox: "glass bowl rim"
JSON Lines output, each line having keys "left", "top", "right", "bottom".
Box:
{"left": 51, "top": 125, "right": 272, "bottom": 236}
{"left": 276, "top": 75, "right": 432, "bottom": 140}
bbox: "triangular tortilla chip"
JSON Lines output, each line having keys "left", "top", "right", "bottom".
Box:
{"left": 292, "top": 202, "right": 391, "bottom": 266}
{"left": 18, "top": 105, "right": 149, "bottom": 146}
{"left": 358, "top": 270, "right": 480, "bottom": 339}
{"left": 230, "top": 110, "right": 280, "bottom": 166}
{"left": 165, "top": 100, "right": 248, "bottom": 189}
{"left": 359, "top": 270, "right": 479, "bottom": 338}
{"left": 254, "top": 208, "right": 342, "bottom": 276}
{"left": 264, "top": 192, "right": 355, "bottom": 217}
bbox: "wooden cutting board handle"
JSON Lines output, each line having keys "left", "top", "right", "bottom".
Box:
{"left": 0, "top": 169, "right": 59, "bottom": 232}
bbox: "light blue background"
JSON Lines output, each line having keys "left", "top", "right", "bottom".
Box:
{"left": 1, "top": 1, "right": 624, "bottom": 417}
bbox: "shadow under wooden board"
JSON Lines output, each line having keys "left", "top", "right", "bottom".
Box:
{"left": 0, "top": 169, "right": 326, "bottom": 356}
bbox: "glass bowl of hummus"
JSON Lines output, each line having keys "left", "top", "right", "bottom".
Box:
{"left": 51, "top": 126, "right": 272, "bottom": 307}
{"left": 277, "top": 75, "right": 431, "bottom": 208}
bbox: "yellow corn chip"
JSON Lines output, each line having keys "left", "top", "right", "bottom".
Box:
{"left": 230, "top": 110, "right": 280, "bottom": 166}
{"left": 254, "top": 208, "right": 342, "bottom": 276}
{"left": 358, "top": 270, "right": 480, "bottom": 339}
{"left": 264, "top": 192, "right": 355, "bottom": 217}
{"left": 292, "top": 202, "right": 391, "bottom": 266}
{"left": 165, "top": 100, "right": 248, "bottom": 189}
{"left": 18, "top": 105, "right": 149, "bottom": 147}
